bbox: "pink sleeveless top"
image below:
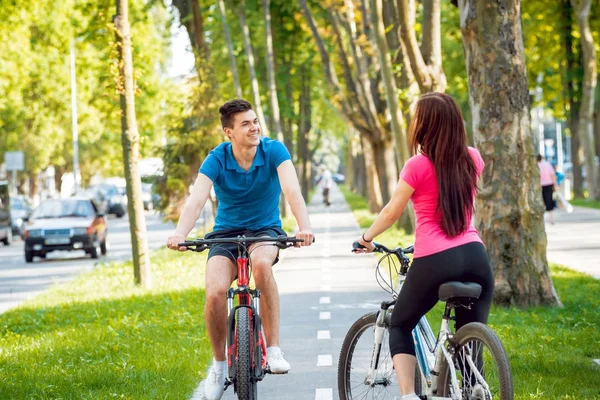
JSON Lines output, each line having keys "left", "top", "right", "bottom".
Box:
{"left": 400, "top": 147, "right": 484, "bottom": 258}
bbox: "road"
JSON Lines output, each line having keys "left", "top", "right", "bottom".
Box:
{"left": 0, "top": 211, "right": 176, "bottom": 313}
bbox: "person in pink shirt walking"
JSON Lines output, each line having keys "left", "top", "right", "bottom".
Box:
{"left": 353, "top": 92, "right": 494, "bottom": 400}
{"left": 537, "top": 154, "right": 558, "bottom": 224}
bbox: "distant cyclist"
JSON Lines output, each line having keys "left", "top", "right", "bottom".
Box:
{"left": 354, "top": 92, "right": 494, "bottom": 400}
{"left": 167, "top": 99, "right": 314, "bottom": 400}
{"left": 319, "top": 166, "right": 333, "bottom": 206}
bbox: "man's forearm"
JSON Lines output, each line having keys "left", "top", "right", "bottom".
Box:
{"left": 288, "top": 193, "right": 311, "bottom": 230}
{"left": 174, "top": 202, "right": 203, "bottom": 237}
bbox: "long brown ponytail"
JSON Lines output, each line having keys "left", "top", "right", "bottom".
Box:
{"left": 408, "top": 92, "right": 478, "bottom": 237}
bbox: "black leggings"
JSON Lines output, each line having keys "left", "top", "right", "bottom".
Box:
{"left": 389, "top": 242, "right": 494, "bottom": 357}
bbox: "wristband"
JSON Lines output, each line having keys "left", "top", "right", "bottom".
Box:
{"left": 362, "top": 233, "right": 372, "bottom": 243}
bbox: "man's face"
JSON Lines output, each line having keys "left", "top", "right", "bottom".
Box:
{"left": 225, "top": 110, "right": 261, "bottom": 147}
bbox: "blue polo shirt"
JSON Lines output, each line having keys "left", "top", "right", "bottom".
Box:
{"left": 199, "top": 137, "right": 291, "bottom": 231}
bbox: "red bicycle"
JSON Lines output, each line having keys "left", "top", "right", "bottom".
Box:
{"left": 180, "top": 235, "right": 306, "bottom": 400}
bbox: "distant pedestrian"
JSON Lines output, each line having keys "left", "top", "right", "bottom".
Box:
{"left": 537, "top": 154, "right": 557, "bottom": 224}
{"left": 553, "top": 164, "right": 573, "bottom": 213}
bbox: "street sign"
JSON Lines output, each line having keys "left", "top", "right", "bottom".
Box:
{"left": 5, "top": 151, "right": 24, "bottom": 171}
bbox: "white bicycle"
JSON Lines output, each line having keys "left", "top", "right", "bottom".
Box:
{"left": 338, "top": 242, "right": 513, "bottom": 400}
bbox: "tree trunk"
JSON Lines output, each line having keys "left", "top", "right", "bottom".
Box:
{"left": 237, "top": 0, "right": 270, "bottom": 138}
{"left": 382, "top": 0, "right": 420, "bottom": 123}
{"left": 371, "top": 0, "right": 410, "bottom": 165}
{"left": 458, "top": 0, "right": 560, "bottom": 306}
{"left": 353, "top": 136, "right": 367, "bottom": 198}
{"left": 297, "top": 67, "right": 312, "bottom": 200}
{"left": 262, "top": 0, "right": 283, "bottom": 142}
{"left": 571, "top": 0, "right": 600, "bottom": 200}
{"left": 115, "top": 0, "right": 151, "bottom": 289}
{"left": 562, "top": 0, "right": 584, "bottom": 197}
{"left": 54, "top": 166, "right": 65, "bottom": 197}
{"left": 361, "top": 136, "right": 384, "bottom": 212}
{"left": 396, "top": 0, "right": 447, "bottom": 93}
{"left": 217, "top": 0, "right": 242, "bottom": 98}
{"left": 595, "top": 73, "right": 600, "bottom": 160}
{"left": 371, "top": 0, "right": 414, "bottom": 234}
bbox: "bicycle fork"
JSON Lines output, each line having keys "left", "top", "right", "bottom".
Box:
{"left": 365, "top": 300, "right": 395, "bottom": 387}
{"left": 225, "top": 287, "right": 269, "bottom": 388}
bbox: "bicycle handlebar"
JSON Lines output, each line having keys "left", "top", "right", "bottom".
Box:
{"left": 352, "top": 241, "right": 414, "bottom": 255}
{"left": 179, "top": 235, "right": 314, "bottom": 252}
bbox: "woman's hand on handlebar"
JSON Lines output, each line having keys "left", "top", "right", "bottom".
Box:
{"left": 353, "top": 235, "right": 376, "bottom": 253}
{"left": 167, "top": 233, "right": 188, "bottom": 252}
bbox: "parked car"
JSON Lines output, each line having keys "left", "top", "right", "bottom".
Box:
{"left": 0, "top": 181, "right": 12, "bottom": 245}
{"left": 22, "top": 197, "right": 108, "bottom": 262}
{"left": 84, "top": 183, "right": 127, "bottom": 218}
{"left": 315, "top": 173, "right": 346, "bottom": 185}
{"left": 332, "top": 173, "right": 346, "bottom": 184}
{"left": 141, "top": 183, "right": 154, "bottom": 211}
{"left": 10, "top": 196, "right": 32, "bottom": 237}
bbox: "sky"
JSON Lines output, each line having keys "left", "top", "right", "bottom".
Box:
{"left": 166, "top": 7, "right": 195, "bottom": 79}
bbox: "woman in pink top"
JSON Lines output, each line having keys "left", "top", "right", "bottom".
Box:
{"left": 537, "top": 154, "right": 557, "bottom": 224}
{"left": 354, "top": 92, "right": 494, "bottom": 400}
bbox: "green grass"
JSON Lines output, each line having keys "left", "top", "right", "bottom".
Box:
{"left": 0, "top": 248, "right": 212, "bottom": 399}
{"left": 338, "top": 184, "right": 414, "bottom": 246}
{"left": 340, "top": 184, "right": 600, "bottom": 399}
{"left": 571, "top": 197, "right": 600, "bottom": 209}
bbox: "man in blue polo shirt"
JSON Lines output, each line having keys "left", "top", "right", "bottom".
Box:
{"left": 167, "top": 99, "right": 314, "bottom": 400}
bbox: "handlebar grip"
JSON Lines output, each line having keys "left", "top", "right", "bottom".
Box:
{"left": 352, "top": 241, "right": 366, "bottom": 252}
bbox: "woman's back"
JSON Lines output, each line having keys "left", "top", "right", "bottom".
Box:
{"left": 401, "top": 146, "right": 484, "bottom": 258}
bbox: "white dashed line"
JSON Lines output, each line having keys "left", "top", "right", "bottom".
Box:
{"left": 319, "top": 311, "right": 331, "bottom": 320}
{"left": 319, "top": 296, "right": 331, "bottom": 304}
{"left": 315, "top": 388, "right": 333, "bottom": 400}
{"left": 317, "top": 330, "right": 331, "bottom": 339}
{"left": 317, "top": 354, "right": 333, "bottom": 366}
{"left": 320, "top": 285, "right": 331, "bottom": 291}
{"left": 322, "top": 274, "right": 331, "bottom": 281}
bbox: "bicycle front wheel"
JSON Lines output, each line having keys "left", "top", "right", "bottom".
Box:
{"left": 437, "top": 322, "right": 513, "bottom": 400}
{"left": 338, "top": 311, "right": 422, "bottom": 400}
{"left": 235, "top": 307, "right": 257, "bottom": 400}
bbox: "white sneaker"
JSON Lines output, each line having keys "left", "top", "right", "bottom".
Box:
{"left": 204, "top": 362, "right": 226, "bottom": 400}
{"left": 266, "top": 346, "right": 291, "bottom": 373}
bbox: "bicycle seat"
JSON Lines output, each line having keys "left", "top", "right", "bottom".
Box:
{"left": 438, "top": 281, "right": 482, "bottom": 302}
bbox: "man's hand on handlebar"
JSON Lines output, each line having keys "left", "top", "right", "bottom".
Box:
{"left": 295, "top": 229, "right": 314, "bottom": 247}
{"left": 167, "top": 233, "right": 188, "bottom": 252}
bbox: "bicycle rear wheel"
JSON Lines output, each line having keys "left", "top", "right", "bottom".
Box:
{"left": 235, "top": 307, "right": 257, "bottom": 400}
{"left": 338, "top": 311, "right": 422, "bottom": 400}
{"left": 437, "top": 322, "right": 513, "bottom": 400}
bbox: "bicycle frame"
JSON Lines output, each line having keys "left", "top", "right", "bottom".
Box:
{"left": 226, "top": 244, "right": 269, "bottom": 387}
{"left": 366, "top": 275, "right": 463, "bottom": 399}
{"left": 180, "top": 235, "right": 305, "bottom": 398}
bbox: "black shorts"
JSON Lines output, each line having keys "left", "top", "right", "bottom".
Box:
{"left": 204, "top": 227, "right": 287, "bottom": 264}
{"left": 542, "top": 185, "right": 554, "bottom": 211}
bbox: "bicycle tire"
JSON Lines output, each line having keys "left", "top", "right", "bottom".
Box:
{"left": 437, "top": 322, "right": 513, "bottom": 400}
{"left": 235, "top": 307, "right": 257, "bottom": 400}
{"left": 338, "top": 311, "right": 422, "bottom": 399}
